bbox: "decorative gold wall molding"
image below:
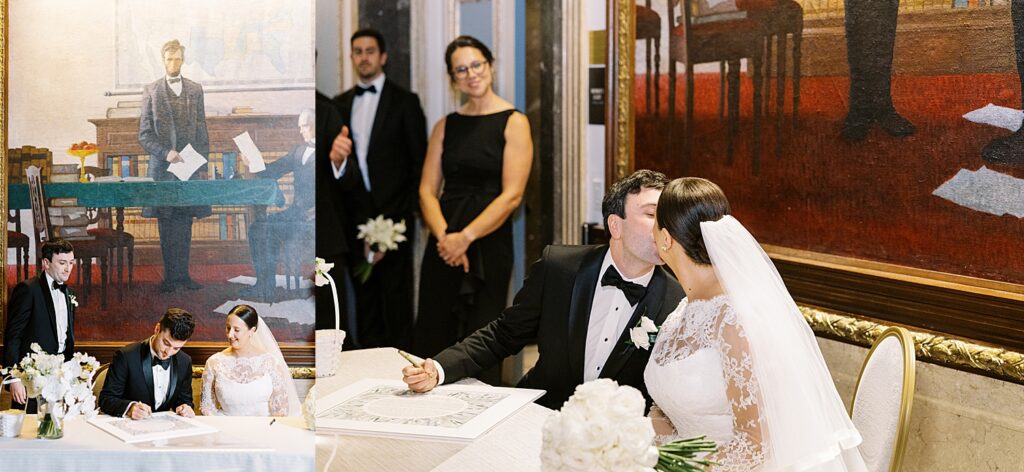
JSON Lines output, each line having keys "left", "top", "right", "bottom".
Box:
{"left": 605, "top": 0, "right": 633, "bottom": 185}
{"left": 802, "top": 306, "right": 1024, "bottom": 385}
{"left": 192, "top": 366, "right": 315, "bottom": 379}
{"left": 1, "top": 1, "right": 8, "bottom": 322}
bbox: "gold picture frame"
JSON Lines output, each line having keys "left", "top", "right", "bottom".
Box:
{"left": 0, "top": 2, "right": 315, "bottom": 367}
{"left": 607, "top": 0, "right": 1024, "bottom": 384}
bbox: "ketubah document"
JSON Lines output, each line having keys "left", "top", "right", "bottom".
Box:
{"left": 316, "top": 379, "right": 544, "bottom": 441}
{"left": 88, "top": 412, "right": 218, "bottom": 444}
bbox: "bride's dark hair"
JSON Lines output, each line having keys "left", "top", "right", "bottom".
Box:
{"left": 656, "top": 177, "right": 730, "bottom": 265}
{"left": 228, "top": 304, "right": 259, "bottom": 330}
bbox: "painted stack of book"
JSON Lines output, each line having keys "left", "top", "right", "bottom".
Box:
{"left": 7, "top": 146, "right": 51, "bottom": 183}
{"left": 48, "top": 198, "right": 93, "bottom": 240}
{"left": 49, "top": 163, "right": 81, "bottom": 183}
{"left": 106, "top": 100, "right": 142, "bottom": 119}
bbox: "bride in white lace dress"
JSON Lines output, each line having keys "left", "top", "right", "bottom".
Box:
{"left": 645, "top": 178, "right": 866, "bottom": 471}
{"left": 201, "top": 305, "right": 300, "bottom": 416}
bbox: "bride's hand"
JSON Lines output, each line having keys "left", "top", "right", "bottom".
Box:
{"left": 175, "top": 404, "right": 196, "bottom": 417}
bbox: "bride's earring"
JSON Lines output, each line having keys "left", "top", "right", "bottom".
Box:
{"left": 660, "top": 244, "right": 669, "bottom": 252}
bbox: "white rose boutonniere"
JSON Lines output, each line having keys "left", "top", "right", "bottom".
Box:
{"left": 628, "top": 316, "right": 659, "bottom": 350}
{"left": 68, "top": 294, "right": 78, "bottom": 308}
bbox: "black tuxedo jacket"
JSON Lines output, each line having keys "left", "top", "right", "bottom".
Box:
{"left": 434, "top": 245, "right": 684, "bottom": 410}
{"left": 316, "top": 91, "right": 347, "bottom": 257}
{"left": 3, "top": 274, "right": 75, "bottom": 367}
{"left": 98, "top": 339, "right": 193, "bottom": 417}
{"left": 334, "top": 78, "right": 427, "bottom": 255}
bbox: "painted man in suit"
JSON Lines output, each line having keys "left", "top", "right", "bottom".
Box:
{"left": 983, "top": 2, "right": 1024, "bottom": 167}
{"left": 138, "top": 39, "right": 211, "bottom": 293}
{"left": 3, "top": 239, "right": 77, "bottom": 413}
{"left": 402, "top": 171, "right": 684, "bottom": 410}
{"left": 333, "top": 28, "right": 427, "bottom": 349}
{"left": 841, "top": 0, "right": 916, "bottom": 143}
{"left": 240, "top": 109, "right": 317, "bottom": 301}
{"left": 98, "top": 308, "right": 196, "bottom": 420}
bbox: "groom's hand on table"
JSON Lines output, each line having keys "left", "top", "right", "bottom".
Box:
{"left": 128, "top": 402, "right": 152, "bottom": 420}
{"left": 402, "top": 359, "right": 439, "bottom": 393}
{"left": 175, "top": 404, "right": 195, "bottom": 418}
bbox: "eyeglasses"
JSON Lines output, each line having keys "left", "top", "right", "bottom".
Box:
{"left": 452, "top": 61, "right": 488, "bottom": 80}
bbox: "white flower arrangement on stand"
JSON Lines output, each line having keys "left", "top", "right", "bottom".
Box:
{"left": 541, "top": 379, "right": 718, "bottom": 472}
{"left": 352, "top": 215, "right": 407, "bottom": 283}
{"left": 313, "top": 257, "right": 346, "bottom": 381}
{"left": 0, "top": 344, "right": 100, "bottom": 439}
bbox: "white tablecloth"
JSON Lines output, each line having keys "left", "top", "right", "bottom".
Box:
{"left": 316, "top": 348, "right": 553, "bottom": 472}
{"left": 0, "top": 415, "right": 313, "bottom": 471}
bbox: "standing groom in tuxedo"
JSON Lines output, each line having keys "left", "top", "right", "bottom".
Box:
{"left": 98, "top": 308, "right": 196, "bottom": 419}
{"left": 403, "top": 170, "right": 683, "bottom": 410}
{"left": 3, "top": 239, "right": 77, "bottom": 413}
{"left": 333, "top": 28, "right": 427, "bottom": 349}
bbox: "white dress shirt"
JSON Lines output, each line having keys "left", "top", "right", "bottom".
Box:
{"left": 339, "top": 73, "right": 386, "bottom": 190}
{"left": 166, "top": 75, "right": 183, "bottom": 96}
{"left": 436, "top": 249, "right": 653, "bottom": 386}
{"left": 150, "top": 342, "right": 172, "bottom": 410}
{"left": 44, "top": 273, "right": 70, "bottom": 354}
{"left": 583, "top": 251, "right": 654, "bottom": 382}
{"left": 301, "top": 142, "right": 315, "bottom": 166}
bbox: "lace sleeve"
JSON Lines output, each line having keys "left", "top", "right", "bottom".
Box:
{"left": 267, "top": 356, "right": 291, "bottom": 417}
{"left": 708, "top": 309, "right": 767, "bottom": 471}
{"left": 200, "top": 356, "right": 221, "bottom": 416}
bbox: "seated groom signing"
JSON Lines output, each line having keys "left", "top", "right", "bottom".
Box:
{"left": 98, "top": 308, "right": 196, "bottom": 419}
{"left": 402, "top": 170, "right": 684, "bottom": 410}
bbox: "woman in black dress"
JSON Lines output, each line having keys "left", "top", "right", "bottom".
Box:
{"left": 412, "top": 36, "right": 533, "bottom": 385}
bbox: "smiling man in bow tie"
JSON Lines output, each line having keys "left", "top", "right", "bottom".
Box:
{"left": 3, "top": 239, "right": 77, "bottom": 413}
{"left": 98, "top": 308, "right": 196, "bottom": 420}
{"left": 332, "top": 28, "right": 427, "bottom": 349}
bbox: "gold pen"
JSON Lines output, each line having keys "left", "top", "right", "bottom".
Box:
{"left": 397, "top": 349, "right": 423, "bottom": 368}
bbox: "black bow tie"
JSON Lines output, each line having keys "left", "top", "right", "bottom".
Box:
{"left": 52, "top": 281, "right": 68, "bottom": 293}
{"left": 167, "top": 76, "right": 182, "bottom": 84}
{"left": 355, "top": 84, "right": 377, "bottom": 96}
{"left": 152, "top": 356, "right": 171, "bottom": 370}
{"left": 600, "top": 266, "right": 647, "bottom": 306}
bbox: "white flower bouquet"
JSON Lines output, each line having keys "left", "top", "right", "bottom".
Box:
{"left": 1, "top": 344, "right": 100, "bottom": 438}
{"left": 541, "top": 379, "right": 718, "bottom": 472}
{"left": 541, "top": 379, "right": 659, "bottom": 471}
{"left": 353, "top": 215, "right": 407, "bottom": 283}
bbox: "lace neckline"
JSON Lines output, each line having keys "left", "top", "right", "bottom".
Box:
{"left": 219, "top": 350, "right": 271, "bottom": 361}
{"left": 684, "top": 293, "right": 728, "bottom": 307}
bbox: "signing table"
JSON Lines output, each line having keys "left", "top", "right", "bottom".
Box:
{"left": 316, "top": 348, "right": 553, "bottom": 472}
{"left": 8, "top": 179, "right": 285, "bottom": 213}
{"left": 0, "top": 415, "right": 312, "bottom": 471}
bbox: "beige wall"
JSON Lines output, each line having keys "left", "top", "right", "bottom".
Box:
{"left": 818, "top": 337, "right": 1024, "bottom": 471}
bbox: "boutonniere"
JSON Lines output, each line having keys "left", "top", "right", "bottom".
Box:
{"left": 628, "top": 316, "right": 659, "bottom": 350}
{"left": 68, "top": 294, "right": 78, "bottom": 307}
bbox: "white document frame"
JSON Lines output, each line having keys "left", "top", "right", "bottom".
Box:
{"left": 316, "top": 378, "right": 544, "bottom": 441}
{"left": 88, "top": 412, "right": 219, "bottom": 444}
